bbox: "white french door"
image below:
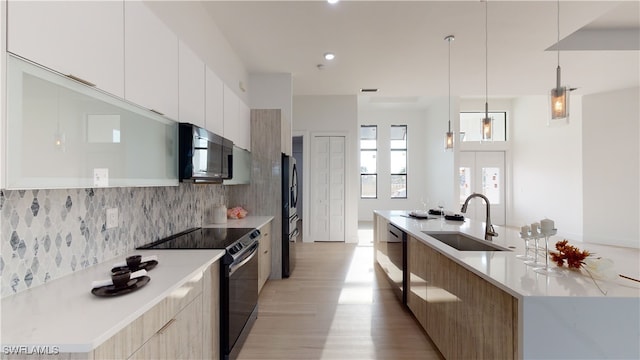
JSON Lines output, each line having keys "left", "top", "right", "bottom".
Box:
{"left": 310, "top": 136, "right": 345, "bottom": 242}
{"left": 459, "top": 151, "right": 506, "bottom": 225}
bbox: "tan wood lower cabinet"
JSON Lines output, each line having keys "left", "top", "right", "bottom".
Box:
{"left": 408, "top": 236, "right": 518, "bottom": 359}
{"left": 129, "top": 296, "right": 203, "bottom": 360}
{"left": 258, "top": 221, "right": 272, "bottom": 293}
{"left": 94, "top": 261, "right": 220, "bottom": 360}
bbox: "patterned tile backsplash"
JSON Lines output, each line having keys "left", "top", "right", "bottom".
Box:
{"left": 0, "top": 184, "right": 231, "bottom": 297}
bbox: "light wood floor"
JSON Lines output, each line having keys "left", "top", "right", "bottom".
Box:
{"left": 237, "top": 239, "right": 443, "bottom": 360}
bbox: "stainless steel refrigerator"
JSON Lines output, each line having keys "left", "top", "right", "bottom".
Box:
{"left": 281, "top": 153, "right": 299, "bottom": 278}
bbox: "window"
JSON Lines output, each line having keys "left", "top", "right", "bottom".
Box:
{"left": 360, "top": 125, "right": 377, "bottom": 198}
{"left": 459, "top": 112, "right": 507, "bottom": 142}
{"left": 390, "top": 125, "right": 407, "bottom": 199}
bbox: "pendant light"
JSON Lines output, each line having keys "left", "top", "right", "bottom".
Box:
{"left": 481, "top": 0, "right": 492, "bottom": 141}
{"left": 444, "top": 35, "right": 455, "bottom": 150}
{"left": 550, "top": 0, "right": 569, "bottom": 121}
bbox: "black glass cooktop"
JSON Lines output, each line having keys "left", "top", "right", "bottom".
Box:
{"left": 137, "top": 227, "right": 256, "bottom": 250}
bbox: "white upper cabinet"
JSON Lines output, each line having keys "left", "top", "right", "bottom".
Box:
{"left": 223, "top": 85, "right": 250, "bottom": 151}
{"left": 281, "top": 113, "right": 292, "bottom": 155}
{"left": 5, "top": 55, "right": 178, "bottom": 189}
{"left": 205, "top": 66, "right": 224, "bottom": 136}
{"left": 179, "top": 41, "right": 205, "bottom": 128}
{"left": 125, "top": 1, "right": 179, "bottom": 120}
{"left": 7, "top": 0, "right": 125, "bottom": 97}
{"left": 238, "top": 100, "right": 251, "bottom": 151}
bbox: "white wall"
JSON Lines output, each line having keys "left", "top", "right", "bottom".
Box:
{"left": 248, "top": 73, "right": 292, "bottom": 123}
{"left": 145, "top": 1, "right": 249, "bottom": 104}
{"left": 293, "top": 95, "right": 359, "bottom": 243}
{"left": 424, "top": 98, "right": 457, "bottom": 212}
{"left": 583, "top": 87, "right": 639, "bottom": 248}
{"left": 511, "top": 95, "right": 583, "bottom": 240}
{"left": 357, "top": 99, "right": 445, "bottom": 221}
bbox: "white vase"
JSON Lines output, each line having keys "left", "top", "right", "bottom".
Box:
{"left": 212, "top": 205, "right": 227, "bottom": 224}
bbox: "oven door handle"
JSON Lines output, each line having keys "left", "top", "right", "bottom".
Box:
{"left": 229, "top": 242, "right": 259, "bottom": 276}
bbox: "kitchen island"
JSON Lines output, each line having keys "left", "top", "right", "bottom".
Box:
{"left": 374, "top": 210, "right": 640, "bottom": 359}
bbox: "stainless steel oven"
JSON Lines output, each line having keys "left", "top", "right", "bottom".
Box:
{"left": 224, "top": 239, "right": 259, "bottom": 360}
{"left": 137, "top": 227, "right": 261, "bottom": 360}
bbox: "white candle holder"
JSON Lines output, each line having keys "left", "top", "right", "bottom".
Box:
{"left": 534, "top": 229, "right": 563, "bottom": 277}
{"left": 516, "top": 231, "right": 534, "bottom": 261}
{"left": 524, "top": 228, "right": 544, "bottom": 268}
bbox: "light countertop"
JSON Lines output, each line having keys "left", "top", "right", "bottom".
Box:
{"left": 377, "top": 210, "right": 640, "bottom": 358}
{"left": 1, "top": 216, "right": 274, "bottom": 353}
{"left": 1, "top": 249, "right": 224, "bottom": 352}
{"left": 376, "top": 210, "right": 640, "bottom": 298}
{"left": 203, "top": 216, "right": 273, "bottom": 230}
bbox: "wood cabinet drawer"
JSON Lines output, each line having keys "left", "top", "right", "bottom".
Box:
{"left": 258, "top": 222, "right": 272, "bottom": 293}
{"left": 94, "top": 271, "right": 204, "bottom": 359}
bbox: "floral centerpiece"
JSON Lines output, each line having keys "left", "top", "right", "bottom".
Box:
{"left": 550, "top": 240, "right": 614, "bottom": 295}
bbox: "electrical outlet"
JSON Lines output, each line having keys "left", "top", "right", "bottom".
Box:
{"left": 106, "top": 208, "right": 118, "bottom": 229}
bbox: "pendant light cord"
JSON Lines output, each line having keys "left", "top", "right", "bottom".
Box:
{"left": 484, "top": 0, "right": 489, "bottom": 117}
{"left": 448, "top": 36, "right": 452, "bottom": 133}
{"left": 556, "top": 0, "right": 561, "bottom": 89}
{"left": 557, "top": 0, "right": 560, "bottom": 68}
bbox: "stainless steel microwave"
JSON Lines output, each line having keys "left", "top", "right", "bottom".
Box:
{"left": 178, "top": 123, "right": 233, "bottom": 183}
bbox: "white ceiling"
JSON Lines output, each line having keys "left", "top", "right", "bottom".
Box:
{"left": 203, "top": 1, "right": 640, "bottom": 100}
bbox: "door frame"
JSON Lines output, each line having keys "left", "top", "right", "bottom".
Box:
{"left": 309, "top": 131, "right": 351, "bottom": 243}
{"left": 293, "top": 130, "right": 310, "bottom": 243}
{"left": 458, "top": 150, "right": 509, "bottom": 226}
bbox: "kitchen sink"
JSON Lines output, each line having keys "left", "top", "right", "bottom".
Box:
{"left": 422, "top": 231, "right": 510, "bottom": 251}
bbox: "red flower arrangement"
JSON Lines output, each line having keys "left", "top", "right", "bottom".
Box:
{"left": 550, "top": 240, "right": 591, "bottom": 269}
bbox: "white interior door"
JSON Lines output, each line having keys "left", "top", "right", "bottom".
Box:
{"left": 459, "top": 151, "right": 506, "bottom": 225}
{"left": 311, "top": 136, "right": 345, "bottom": 242}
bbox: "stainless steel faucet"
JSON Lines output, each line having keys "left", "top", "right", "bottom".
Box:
{"left": 461, "top": 193, "right": 498, "bottom": 240}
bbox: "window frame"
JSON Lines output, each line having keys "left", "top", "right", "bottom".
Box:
{"left": 390, "top": 124, "right": 407, "bottom": 199}
{"left": 360, "top": 125, "right": 378, "bottom": 199}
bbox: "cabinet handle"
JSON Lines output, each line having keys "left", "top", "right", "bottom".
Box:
{"left": 150, "top": 109, "right": 165, "bottom": 116}
{"left": 157, "top": 318, "right": 176, "bottom": 335}
{"left": 66, "top": 74, "right": 96, "bottom": 87}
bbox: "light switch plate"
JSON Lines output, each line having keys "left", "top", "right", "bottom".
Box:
{"left": 106, "top": 208, "right": 118, "bottom": 229}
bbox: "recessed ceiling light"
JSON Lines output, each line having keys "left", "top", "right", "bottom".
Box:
{"left": 327, "top": 0, "right": 340, "bottom": 4}
{"left": 324, "top": 52, "right": 335, "bottom": 61}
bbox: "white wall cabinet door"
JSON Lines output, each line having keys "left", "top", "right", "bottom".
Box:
{"left": 7, "top": 0, "right": 124, "bottom": 97}
{"left": 223, "top": 83, "right": 239, "bottom": 140}
{"left": 281, "top": 114, "right": 292, "bottom": 155}
{"left": 310, "top": 136, "right": 345, "bottom": 242}
{"left": 223, "top": 85, "right": 250, "bottom": 150}
{"left": 237, "top": 100, "right": 251, "bottom": 151}
{"left": 178, "top": 40, "right": 205, "bottom": 128}
{"left": 205, "top": 66, "right": 224, "bottom": 135}
{"left": 125, "top": 0, "right": 179, "bottom": 120}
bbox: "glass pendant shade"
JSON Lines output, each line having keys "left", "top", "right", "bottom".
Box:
{"left": 54, "top": 130, "right": 66, "bottom": 152}
{"left": 482, "top": 116, "right": 492, "bottom": 141}
{"left": 445, "top": 131, "right": 454, "bottom": 150}
{"left": 551, "top": 86, "right": 569, "bottom": 120}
